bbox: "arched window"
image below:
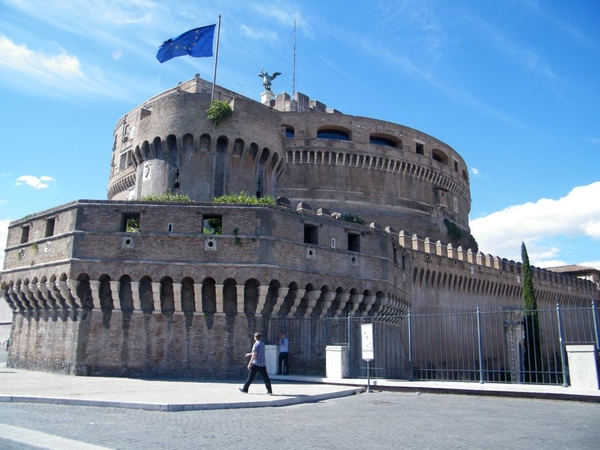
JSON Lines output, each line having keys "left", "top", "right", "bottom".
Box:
{"left": 282, "top": 126, "right": 295, "bottom": 137}
{"left": 432, "top": 148, "right": 449, "bottom": 165}
{"left": 317, "top": 127, "right": 350, "bottom": 141}
{"left": 369, "top": 134, "right": 398, "bottom": 148}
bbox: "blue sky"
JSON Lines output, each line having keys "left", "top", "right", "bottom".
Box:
{"left": 0, "top": 0, "right": 599, "bottom": 270}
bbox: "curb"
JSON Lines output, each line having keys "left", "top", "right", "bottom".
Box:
{"left": 0, "top": 388, "right": 363, "bottom": 412}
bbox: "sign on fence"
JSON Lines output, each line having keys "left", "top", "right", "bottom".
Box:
{"left": 361, "top": 323, "right": 374, "bottom": 361}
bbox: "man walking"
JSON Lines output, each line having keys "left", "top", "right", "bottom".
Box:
{"left": 240, "top": 332, "right": 272, "bottom": 395}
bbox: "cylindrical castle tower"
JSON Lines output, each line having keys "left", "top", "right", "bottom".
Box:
{"left": 108, "top": 75, "right": 473, "bottom": 246}
{"left": 275, "top": 106, "right": 472, "bottom": 245}
{"left": 108, "top": 75, "right": 285, "bottom": 202}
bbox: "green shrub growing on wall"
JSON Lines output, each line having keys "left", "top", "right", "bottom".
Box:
{"left": 139, "top": 192, "right": 192, "bottom": 202}
{"left": 213, "top": 192, "right": 275, "bottom": 205}
{"left": 206, "top": 100, "right": 232, "bottom": 126}
{"left": 337, "top": 212, "right": 365, "bottom": 225}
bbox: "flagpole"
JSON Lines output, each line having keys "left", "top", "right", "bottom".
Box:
{"left": 211, "top": 14, "right": 222, "bottom": 101}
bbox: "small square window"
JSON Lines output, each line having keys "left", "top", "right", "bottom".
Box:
{"left": 416, "top": 143, "right": 424, "bottom": 155}
{"left": 21, "top": 225, "right": 30, "bottom": 244}
{"left": 203, "top": 215, "right": 222, "bottom": 235}
{"left": 348, "top": 233, "right": 360, "bottom": 252}
{"left": 45, "top": 218, "right": 55, "bottom": 237}
{"left": 304, "top": 224, "right": 318, "bottom": 245}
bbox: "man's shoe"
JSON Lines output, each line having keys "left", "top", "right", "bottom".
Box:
{"left": 266, "top": 392, "right": 272, "bottom": 396}
{"left": 239, "top": 388, "right": 247, "bottom": 393}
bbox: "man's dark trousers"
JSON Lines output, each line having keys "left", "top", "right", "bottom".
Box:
{"left": 279, "top": 352, "right": 289, "bottom": 375}
{"left": 243, "top": 364, "right": 272, "bottom": 393}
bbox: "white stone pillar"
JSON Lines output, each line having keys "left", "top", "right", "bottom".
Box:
{"left": 326, "top": 345, "right": 349, "bottom": 379}
{"left": 265, "top": 344, "right": 278, "bottom": 375}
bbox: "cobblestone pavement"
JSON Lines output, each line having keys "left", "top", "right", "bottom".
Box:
{"left": 1, "top": 390, "right": 599, "bottom": 449}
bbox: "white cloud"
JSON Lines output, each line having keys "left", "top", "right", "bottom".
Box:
{"left": 5, "top": 0, "right": 163, "bottom": 31}
{"left": 0, "top": 35, "right": 84, "bottom": 79}
{"left": 581, "top": 261, "right": 600, "bottom": 271}
{"left": 470, "top": 182, "right": 600, "bottom": 267}
{"left": 240, "top": 25, "right": 278, "bottom": 41}
{"left": 581, "top": 219, "right": 600, "bottom": 238}
{"left": 15, "top": 175, "right": 56, "bottom": 189}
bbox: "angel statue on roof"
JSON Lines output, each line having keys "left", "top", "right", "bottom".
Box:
{"left": 258, "top": 68, "right": 281, "bottom": 92}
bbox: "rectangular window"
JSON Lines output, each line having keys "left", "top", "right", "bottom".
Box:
{"left": 21, "top": 225, "right": 30, "bottom": 244}
{"left": 393, "top": 247, "right": 398, "bottom": 265}
{"left": 348, "top": 233, "right": 360, "bottom": 252}
{"left": 203, "top": 215, "right": 222, "bottom": 235}
{"left": 416, "top": 142, "right": 424, "bottom": 155}
{"left": 304, "top": 224, "right": 318, "bottom": 245}
{"left": 119, "top": 150, "right": 133, "bottom": 171}
{"left": 122, "top": 212, "right": 140, "bottom": 232}
{"left": 45, "top": 218, "right": 55, "bottom": 237}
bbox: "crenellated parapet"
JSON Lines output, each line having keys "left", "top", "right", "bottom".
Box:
{"left": 397, "top": 230, "right": 599, "bottom": 308}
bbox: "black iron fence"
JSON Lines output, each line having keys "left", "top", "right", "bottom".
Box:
{"left": 266, "top": 302, "right": 600, "bottom": 386}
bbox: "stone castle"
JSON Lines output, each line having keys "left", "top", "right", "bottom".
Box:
{"left": 1, "top": 74, "right": 597, "bottom": 378}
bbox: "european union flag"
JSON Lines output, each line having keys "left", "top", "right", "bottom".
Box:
{"left": 157, "top": 24, "right": 216, "bottom": 63}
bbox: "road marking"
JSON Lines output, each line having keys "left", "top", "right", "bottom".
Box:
{"left": 0, "top": 424, "right": 113, "bottom": 450}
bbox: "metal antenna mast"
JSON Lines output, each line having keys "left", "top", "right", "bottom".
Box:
{"left": 292, "top": 19, "right": 296, "bottom": 97}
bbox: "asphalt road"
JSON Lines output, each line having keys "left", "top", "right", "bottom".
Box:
{"left": 0, "top": 390, "right": 598, "bottom": 449}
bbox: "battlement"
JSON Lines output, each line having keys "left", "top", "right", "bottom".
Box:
{"left": 396, "top": 229, "right": 598, "bottom": 305}
{"left": 270, "top": 91, "right": 331, "bottom": 113}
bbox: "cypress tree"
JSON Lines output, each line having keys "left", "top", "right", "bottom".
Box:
{"left": 521, "top": 242, "right": 542, "bottom": 382}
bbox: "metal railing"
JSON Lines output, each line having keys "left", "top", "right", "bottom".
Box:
{"left": 266, "top": 302, "right": 600, "bottom": 385}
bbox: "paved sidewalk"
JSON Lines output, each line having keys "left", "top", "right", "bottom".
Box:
{"left": 1, "top": 358, "right": 598, "bottom": 411}
{"left": 0, "top": 363, "right": 363, "bottom": 411}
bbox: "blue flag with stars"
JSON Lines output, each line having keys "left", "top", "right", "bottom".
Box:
{"left": 157, "top": 24, "right": 216, "bottom": 63}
